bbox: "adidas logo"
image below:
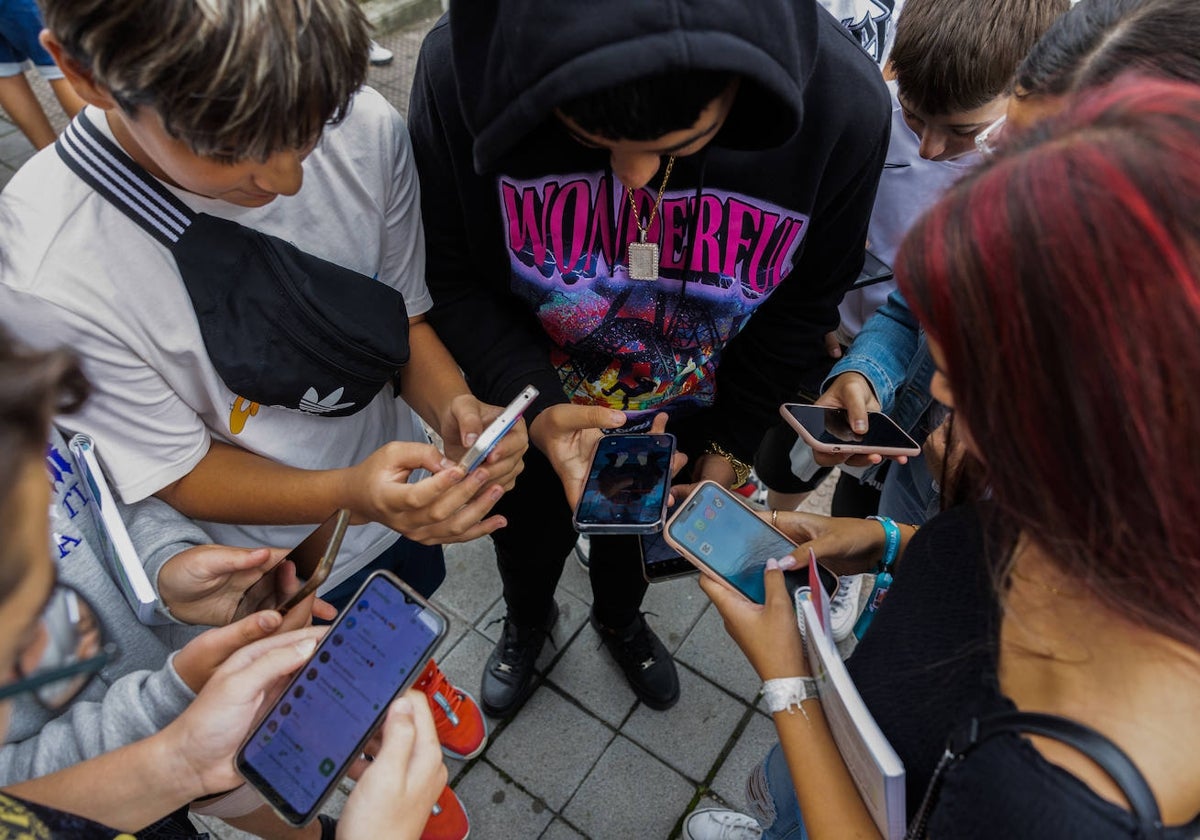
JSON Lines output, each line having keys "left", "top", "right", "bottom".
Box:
{"left": 299, "top": 386, "right": 355, "bottom": 414}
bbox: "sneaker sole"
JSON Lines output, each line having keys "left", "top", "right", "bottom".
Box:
{"left": 439, "top": 689, "right": 489, "bottom": 761}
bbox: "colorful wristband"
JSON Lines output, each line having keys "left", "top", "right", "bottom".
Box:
{"left": 867, "top": 515, "right": 901, "bottom": 573}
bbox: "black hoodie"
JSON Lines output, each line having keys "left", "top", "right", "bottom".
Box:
{"left": 410, "top": 0, "right": 889, "bottom": 461}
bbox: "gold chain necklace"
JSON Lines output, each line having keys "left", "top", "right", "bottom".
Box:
{"left": 625, "top": 155, "right": 676, "bottom": 280}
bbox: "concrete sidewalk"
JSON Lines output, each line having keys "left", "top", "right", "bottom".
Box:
{"left": 0, "top": 14, "right": 837, "bottom": 839}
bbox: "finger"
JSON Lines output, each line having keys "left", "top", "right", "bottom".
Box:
{"left": 824, "top": 331, "right": 842, "bottom": 359}
{"left": 422, "top": 466, "right": 499, "bottom": 523}
{"left": 176, "top": 610, "right": 286, "bottom": 692}
{"left": 648, "top": 412, "right": 670, "bottom": 435}
{"left": 311, "top": 598, "right": 338, "bottom": 622}
{"left": 207, "top": 632, "right": 323, "bottom": 707}
{"left": 762, "top": 558, "right": 794, "bottom": 610}
{"left": 384, "top": 465, "right": 468, "bottom": 516}
{"left": 668, "top": 451, "right": 688, "bottom": 480}
{"left": 668, "top": 480, "right": 697, "bottom": 506}
{"left": 453, "top": 399, "right": 486, "bottom": 448}
{"left": 842, "top": 383, "right": 872, "bottom": 436}
{"left": 215, "top": 626, "right": 326, "bottom": 675}
{"left": 418, "top": 483, "right": 509, "bottom": 542}
{"left": 277, "top": 594, "right": 318, "bottom": 632}
{"left": 550, "top": 404, "right": 627, "bottom": 433}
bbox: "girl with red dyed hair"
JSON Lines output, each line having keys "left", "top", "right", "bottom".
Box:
{"left": 686, "top": 78, "right": 1200, "bottom": 840}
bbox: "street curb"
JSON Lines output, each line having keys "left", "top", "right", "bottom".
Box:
{"left": 363, "top": 0, "right": 443, "bottom": 35}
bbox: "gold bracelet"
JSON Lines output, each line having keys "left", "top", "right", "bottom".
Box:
{"left": 703, "top": 441, "right": 752, "bottom": 489}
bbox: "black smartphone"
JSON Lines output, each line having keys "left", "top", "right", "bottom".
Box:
{"left": 236, "top": 571, "right": 448, "bottom": 825}
{"left": 852, "top": 250, "right": 894, "bottom": 289}
{"left": 664, "top": 481, "right": 838, "bottom": 605}
{"left": 235, "top": 509, "right": 351, "bottom": 618}
{"left": 639, "top": 531, "right": 699, "bottom": 583}
{"left": 779, "top": 403, "right": 921, "bottom": 458}
{"left": 573, "top": 433, "right": 676, "bottom": 534}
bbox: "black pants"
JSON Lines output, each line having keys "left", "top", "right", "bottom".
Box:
{"left": 490, "top": 441, "right": 648, "bottom": 629}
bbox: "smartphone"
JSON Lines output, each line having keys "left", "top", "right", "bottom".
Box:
{"left": 852, "top": 250, "right": 894, "bottom": 289}
{"left": 457, "top": 385, "right": 538, "bottom": 472}
{"left": 236, "top": 509, "right": 351, "bottom": 618}
{"left": 779, "top": 403, "right": 921, "bottom": 457}
{"left": 573, "top": 433, "right": 676, "bottom": 534}
{"left": 664, "top": 481, "right": 838, "bottom": 605}
{"left": 639, "top": 531, "right": 698, "bottom": 583}
{"left": 236, "top": 571, "right": 448, "bottom": 826}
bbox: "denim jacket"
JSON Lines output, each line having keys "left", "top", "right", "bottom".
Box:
{"left": 788, "top": 288, "right": 945, "bottom": 487}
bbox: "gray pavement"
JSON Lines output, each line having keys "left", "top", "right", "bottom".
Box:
{"left": 0, "top": 14, "right": 838, "bottom": 840}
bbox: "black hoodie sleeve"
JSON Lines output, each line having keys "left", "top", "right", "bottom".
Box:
{"left": 704, "top": 102, "right": 889, "bottom": 462}
{"left": 408, "top": 21, "right": 568, "bottom": 419}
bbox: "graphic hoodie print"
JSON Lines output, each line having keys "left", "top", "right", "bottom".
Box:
{"left": 410, "top": 0, "right": 890, "bottom": 459}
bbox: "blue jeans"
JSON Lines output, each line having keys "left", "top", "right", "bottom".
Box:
{"left": 747, "top": 743, "right": 808, "bottom": 840}
{"left": 878, "top": 454, "right": 940, "bottom": 525}
{"left": 319, "top": 536, "right": 446, "bottom": 614}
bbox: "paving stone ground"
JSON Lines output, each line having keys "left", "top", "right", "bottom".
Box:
{"left": 0, "top": 15, "right": 839, "bottom": 839}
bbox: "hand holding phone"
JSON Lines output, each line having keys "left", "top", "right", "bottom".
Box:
{"left": 573, "top": 433, "right": 676, "bottom": 534}
{"left": 664, "top": 481, "right": 838, "bottom": 604}
{"left": 237, "top": 571, "right": 448, "bottom": 825}
{"left": 780, "top": 403, "right": 920, "bottom": 458}
{"left": 234, "top": 509, "right": 350, "bottom": 620}
{"left": 457, "top": 385, "right": 538, "bottom": 473}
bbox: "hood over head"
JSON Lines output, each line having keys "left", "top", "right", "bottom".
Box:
{"left": 450, "top": 0, "right": 823, "bottom": 172}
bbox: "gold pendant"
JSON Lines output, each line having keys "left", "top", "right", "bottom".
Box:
{"left": 627, "top": 239, "right": 660, "bottom": 281}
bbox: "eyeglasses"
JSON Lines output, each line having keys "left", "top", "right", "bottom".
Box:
{"left": 0, "top": 583, "right": 115, "bottom": 711}
{"left": 975, "top": 115, "right": 1008, "bottom": 157}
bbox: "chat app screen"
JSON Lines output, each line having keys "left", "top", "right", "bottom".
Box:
{"left": 241, "top": 575, "right": 443, "bottom": 816}
{"left": 576, "top": 436, "right": 671, "bottom": 526}
{"left": 671, "top": 485, "right": 794, "bottom": 603}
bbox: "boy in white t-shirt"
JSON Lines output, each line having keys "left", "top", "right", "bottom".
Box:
{"left": 0, "top": 2, "right": 527, "bottom": 836}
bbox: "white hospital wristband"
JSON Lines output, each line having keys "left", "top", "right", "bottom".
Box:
{"left": 762, "top": 677, "right": 819, "bottom": 716}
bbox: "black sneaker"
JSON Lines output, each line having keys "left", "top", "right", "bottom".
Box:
{"left": 480, "top": 602, "right": 559, "bottom": 718}
{"left": 591, "top": 611, "right": 680, "bottom": 710}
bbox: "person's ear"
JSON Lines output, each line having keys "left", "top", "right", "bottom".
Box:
{"left": 39, "top": 30, "right": 119, "bottom": 110}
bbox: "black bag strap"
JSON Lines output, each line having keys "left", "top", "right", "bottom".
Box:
{"left": 909, "top": 711, "right": 1165, "bottom": 839}
{"left": 55, "top": 114, "right": 196, "bottom": 248}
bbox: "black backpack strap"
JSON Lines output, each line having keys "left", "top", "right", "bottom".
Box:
{"left": 948, "top": 711, "right": 1165, "bottom": 839}
{"left": 55, "top": 114, "right": 195, "bottom": 247}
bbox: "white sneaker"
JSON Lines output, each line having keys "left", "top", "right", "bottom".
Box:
{"left": 368, "top": 40, "right": 394, "bottom": 66}
{"left": 573, "top": 533, "right": 590, "bottom": 570}
{"left": 682, "top": 808, "right": 764, "bottom": 840}
{"left": 827, "top": 573, "right": 865, "bottom": 641}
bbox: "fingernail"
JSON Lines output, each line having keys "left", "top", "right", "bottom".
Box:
{"left": 489, "top": 487, "right": 504, "bottom": 501}
{"left": 439, "top": 457, "right": 456, "bottom": 470}
{"left": 766, "top": 557, "right": 780, "bottom": 570}
{"left": 464, "top": 433, "right": 478, "bottom": 445}
{"left": 610, "top": 412, "right": 626, "bottom": 425}
{"left": 297, "top": 638, "right": 318, "bottom": 658}
{"left": 257, "top": 613, "right": 279, "bottom": 631}
{"left": 778, "top": 554, "right": 798, "bottom": 570}
{"left": 392, "top": 696, "right": 412, "bottom": 714}
{"left": 853, "top": 420, "right": 867, "bottom": 433}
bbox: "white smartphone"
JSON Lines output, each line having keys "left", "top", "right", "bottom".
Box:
{"left": 458, "top": 385, "right": 538, "bottom": 472}
{"left": 779, "top": 403, "right": 921, "bottom": 458}
{"left": 236, "top": 571, "right": 447, "bottom": 826}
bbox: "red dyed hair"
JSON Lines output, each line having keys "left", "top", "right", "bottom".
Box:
{"left": 897, "top": 77, "right": 1200, "bottom": 647}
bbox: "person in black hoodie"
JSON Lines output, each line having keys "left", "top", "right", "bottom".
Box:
{"left": 409, "top": 0, "right": 890, "bottom": 718}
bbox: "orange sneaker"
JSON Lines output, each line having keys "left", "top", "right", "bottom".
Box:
{"left": 415, "top": 659, "right": 489, "bottom": 760}
{"left": 421, "top": 786, "right": 470, "bottom": 840}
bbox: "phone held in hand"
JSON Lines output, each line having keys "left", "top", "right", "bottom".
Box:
{"left": 639, "top": 531, "right": 699, "bottom": 583}
{"left": 236, "top": 571, "right": 448, "bottom": 826}
{"left": 779, "top": 403, "right": 921, "bottom": 458}
{"left": 664, "top": 481, "right": 838, "bottom": 605}
{"left": 573, "top": 433, "right": 676, "bottom": 534}
{"left": 237, "top": 509, "right": 351, "bottom": 618}
{"left": 457, "top": 385, "right": 538, "bottom": 473}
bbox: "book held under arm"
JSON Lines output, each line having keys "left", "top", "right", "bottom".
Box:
{"left": 799, "top": 591, "right": 906, "bottom": 839}
{"left": 68, "top": 433, "right": 169, "bottom": 625}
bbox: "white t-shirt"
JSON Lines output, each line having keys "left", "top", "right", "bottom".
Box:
{"left": 0, "top": 87, "right": 430, "bottom": 591}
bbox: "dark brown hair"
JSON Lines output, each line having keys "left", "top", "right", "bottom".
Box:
{"left": 891, "top": 0, "right": 1069, "bottom": 115}
{"left": 41, "top": 0, "right": 370, "bottom": 162}
{"left": 0, "top": 329, "right": 89, "bottom": 593}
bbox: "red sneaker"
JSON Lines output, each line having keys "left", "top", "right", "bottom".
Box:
{"left": 415, "top": 659, "right": 489, "bottom": 760}
{"left": 421, "top": 786, "right": 470, "bottom": 840}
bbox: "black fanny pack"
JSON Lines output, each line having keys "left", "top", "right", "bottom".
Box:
{"left": 55, "top": 115, "right": 409, "bottom": 418}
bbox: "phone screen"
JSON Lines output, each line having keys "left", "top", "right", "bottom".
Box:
{"left": 667, "top": 484, "right": 838, "bottom": 604}
{"left": 238, "top": 573, "right": 446, "bottom": 824}
{"left": 575, "top": 434, "right": 674, "bottom": 528}
{"left": 639, "top": 531, "right": 696, "bottom": 580}
{"left": 783, "top": 405, "right": 917, "bottom": 451}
